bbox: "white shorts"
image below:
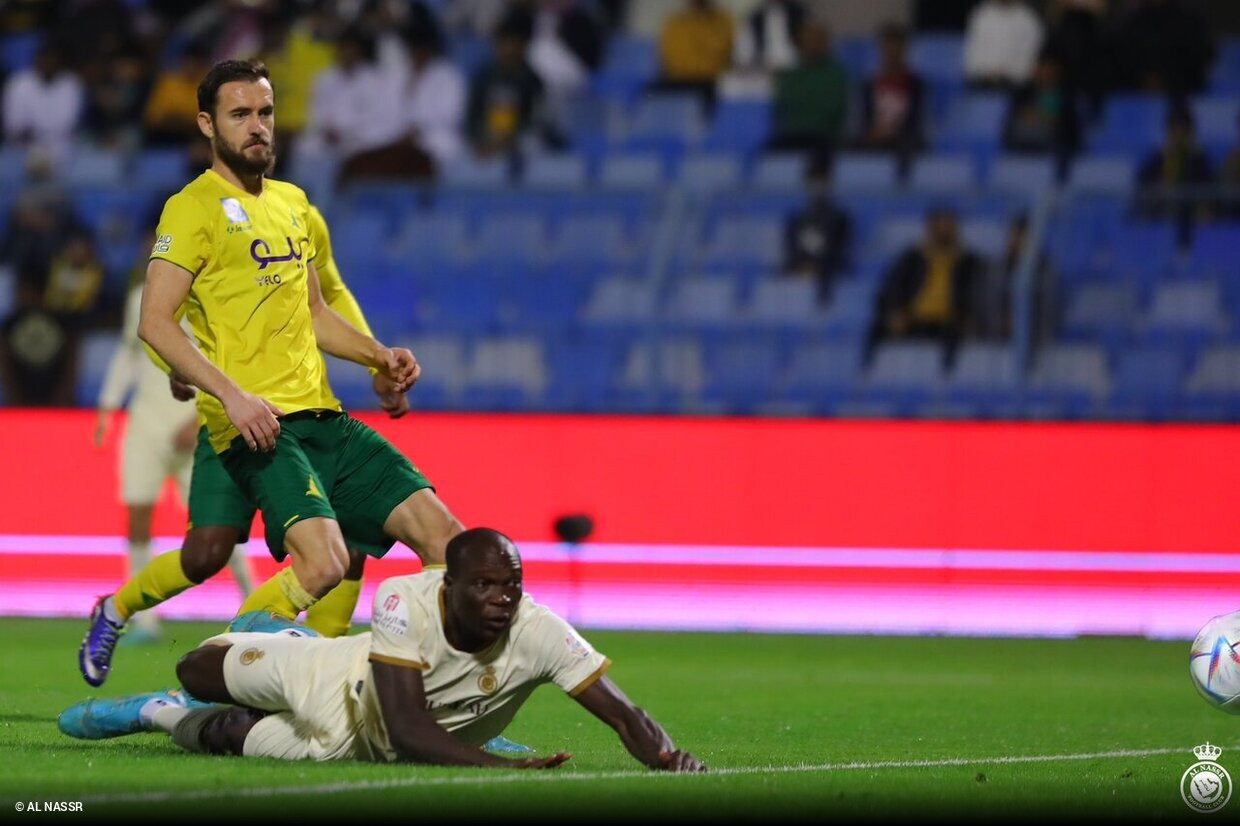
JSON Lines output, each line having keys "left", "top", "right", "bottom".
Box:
{"left": 212, "top": 632, "right": 370, "bottom": 762}
{"left": 119, "top": 413, "right": 195, "bottom": 505}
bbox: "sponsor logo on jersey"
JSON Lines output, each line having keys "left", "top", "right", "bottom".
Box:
{"left": 152, "top": 234, "right": 172, "bottom": 255}
{"left": 221, "top": 198, "right": 250, "bottom": 224}
{"left": 250, "top": 237, "right": 304, "bottom": 270}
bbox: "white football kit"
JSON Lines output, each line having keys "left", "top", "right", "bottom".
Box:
{"left": 212, "top": 570, "right": 611, "bottom": 762}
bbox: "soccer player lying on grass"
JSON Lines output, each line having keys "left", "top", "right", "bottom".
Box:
{"left": 59, "top": 528, "right": 706, "bottom": 772}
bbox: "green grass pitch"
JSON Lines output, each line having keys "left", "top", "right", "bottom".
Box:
{"left": 0, "top": 618, "right": 1234, "bottom": 821}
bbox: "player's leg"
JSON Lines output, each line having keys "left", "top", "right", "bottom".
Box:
{"left": 80, "top": 428, "right": 258, "bottom": 686}
{"left": 323, "top": 415, "right": 463, "bottom": 568}
{"left": 304, "top": 548, "right": 365, "bottom": 637}
{"left": 123, "top": 503, "right": 161, "bottom": 641}
{"left": 173, "top": 431, "right": 254, "bottom": 599}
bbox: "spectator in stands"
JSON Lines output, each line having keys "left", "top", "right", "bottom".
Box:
{"left": 733, "top": 0, "right": 805, "bottom": 73}
{"left": 500, "top": 0, "right": 604, "bottom": 135}
{"left": 963, "top": 0, "right": 1044, "bottom": 89}
{"left": 855, "top": 23, "right": 924, "bottom": 162}
{"left": 144, "top": 44, "right": 211, "bottom": 146}
{"left": 767, "top": 20, "right": 848, "bottom": 159}
{"left": 80, "top": 41, "right": 151, "bottom": 150}
{"left": 1106, "top": 0, "right": 1214, "bottom": 96}
{"left": 336, "top": 21, "right": 467, "bottom": 183}
{"left": 780, "top": 154, "right": 852, "bottom": 299}
{"left": 1135, "top": 106, "right": 1214, "bottom": 232}
{"left": 466, "top": 15, "right": 548, "bottom": 159}
{"left": 872, "top": 206, "right": 985, "bottom": 359}
{"left": 299, "top": 28, "right": 406, "bottom": 162}
{"left": 1001, "top": 49, "right": 1080, "bottom": 169}
{"left": 1044, "top": 0, "right": 1105, "bottom": 119}
{"left": 259, "top": 6, "right": 338, "bottom": 148}
{"left": 653, "top": 0, "right": 734, "bottom": 106}
{"left": 0, "top": 190, "right": 97, "bottom": 407}
{"left": 1, "top": 39, "right": 83, "bottom": 163}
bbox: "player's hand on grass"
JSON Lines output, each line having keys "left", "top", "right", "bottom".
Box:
{"left": 168, "top": 373, "right": 197, "bottom": 402}
{"left": 223, "top": 389, "right": 284, "bottom": 452}
{"left": 656, "top": 750, "right": 707, "bottom": 773}
{"left": 375, "top": 346, "right": 420, "bottom": 393}
{"left": 372, "top": 373, "right": 410, "bottom": 419}
{"left": 513, "top": 752, "right": 572, "bottom": 769}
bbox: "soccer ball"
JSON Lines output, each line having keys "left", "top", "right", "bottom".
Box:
{"left": 1190, "top": 611, "right": 1240, "bottom": 713}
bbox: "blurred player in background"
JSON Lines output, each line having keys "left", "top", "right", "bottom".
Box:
{"left": 93, "top": 246, "right": 255, "bottom": 644}
{"left": 60, "top": 529, "right": 706, "bottom": 773}
{"left": 81, "top": 204, "right": 405, "bottom": 684}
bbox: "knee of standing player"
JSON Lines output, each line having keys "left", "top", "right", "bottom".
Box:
{"left": 181, "top": 526, "right": 242, "bottom": 582}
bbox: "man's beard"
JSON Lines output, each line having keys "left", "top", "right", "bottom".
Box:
{"left": 213, "top": 134, "right": 276, "bottom": 177}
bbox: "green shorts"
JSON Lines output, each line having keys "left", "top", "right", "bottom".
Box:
{"left": 187, "top": 427, "right": 256, "bottom": 542}
{"left": 218, "top": 410, "right": 433, "bottom": 561}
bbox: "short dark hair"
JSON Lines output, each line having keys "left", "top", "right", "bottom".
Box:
{"left": 197, "top": 59, "right": 271, "bottom": 117}
{"left": 445, "top": 528, "right": 519, "bottom": 577}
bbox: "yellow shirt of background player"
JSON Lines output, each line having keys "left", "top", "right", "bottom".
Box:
{"left": 150, "top": 169, "right": 340, "bottom": 452}
{"left": 352, "top": 570, "right": 611, "bottom": 762}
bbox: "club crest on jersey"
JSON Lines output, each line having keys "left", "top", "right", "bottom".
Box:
{"left": 220, "top": 197, "right": 250, "bottom": 224}
{"left": 478, "top": 666, "right": 499, "bottom": 694}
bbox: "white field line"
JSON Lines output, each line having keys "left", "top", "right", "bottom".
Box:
{"left": 79, "top": 745, "right": 1220, "bottom": 806}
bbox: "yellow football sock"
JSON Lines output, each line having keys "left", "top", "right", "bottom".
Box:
{"left": 236, "top": 567, "right": 317, "bottom": 620}
{"left": 114, "top": 550, "right": 195, "bottom": 621}
{"left": 305, "top": 577, "right": 363, "bottom": 637}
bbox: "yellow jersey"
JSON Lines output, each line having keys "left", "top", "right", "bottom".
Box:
{"left": 151, "top": 169, "right": 340, "bottom": 452}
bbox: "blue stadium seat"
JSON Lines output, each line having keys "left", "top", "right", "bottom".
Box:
{"left": 614, "top": 338, "right": 705, "bottom": 412}
{"left": 439, "top": 156, "right": 511, "bottom": 189}
{"left": 1108, "top": 346, "right": 1185, "bottom": 420}
{"left": 497, "top": 274, "right": 591, "bottom": 333}
{"left": 472, "top": 213, "right": 547, "bottom": 265}
{"left": 988, "top": 155, "right": 1057, "bottom": 197}
{"left": 933, "top": 92, "right": 1007, "bottom": 155}
{"left": 1061, "top": 282, "right": 1139, "bottom": 349}
{"left": 593, "top": 35, "right": 658, "bottom": 103}
{"left": 1065, "top": 156, "right": 1136, "bottom": 196}
{"left": 411, "top": 276, "right": 500, "bottom": 334}
{"left": 622, "top": 93, "right": 704, "bottom": 162}
{"left": 820, "top": 278, "right": 877, "bottom": 339}
{"left": 544, "top": 337, "right": 624, "bottom": 411}
{"left": 394, "top": 334, "right": 469, "bottom": 409}
{"left": 741, "top": 278, "right": 825, "bottom": 332}
{"left": 132, "top": 149, "right": 189, "bottom": 192}
{"left": 1108, "top": 221, "right": 1177, "bottom": 286}
{"left": 750, "top": 153, "right": 807, "bottom": 190}
{"left": 960, "top": 218, "right": 1008, "bottom": 258}
{"left": 947, "top": 343, "right": 1022, "bottom": 416}
{"left": 1140, "top": 280, "right": 1228, "bottom": 357}
{"left": 0, "top": 146, "right": 25, "bottom": 187}
{"left": 1192, "top": 97, "right": 1240, "bottom": 152}
{"left": 522, "top": 153, "right": 588, "bottom": 189}
{"left": 694, "top": 215, "right": 783, "bottom": 269}
{"left": 598, "top": 153, "right": 665, "bottom": 189}
{"left": 908, "top": 34, "right": 964, "bottom": 87}
{"left": 547, "top": 214, "right": 632, "bottom": 266}
{"left": 909, "top": 154, "right": 978, "bottom": 194}
{"left": 581, "top": 276, "right": 658, "bottom": 329}
{"left": 1181, "top": 345, "right": 1240, "bottom": 418}
{"left": 678, "top": 153, "right": 743, "bottom": 192}
{"left": 834, "top": 37, "right": 878, "bottom": 79}
{"left": 778, "top": 341, "right": 865, "bottom": 410}
{"left": 388, "top": 212, "right": 470, "bottom": 269}
{"left": 1186, "top": 224, "right": 1240, "bottom": 278}
{"left": 833, "top": 153, "right": 899, "bottom": 193}
{"left": 63, "top": 149, "right": 125, "bottom": 187}
{"left": 702, "top": 98, "right": 772, "bottom": 156}
{"left": 461, "top": 336, "right": 549, "bottom": 411}
{"left": 860, "top": 341, "right": 947, "bottom": 413}
{"left": 1, "top": 33, "right": 39, "bottom": 73}
{"left": 702, "top": 338, "right": 784, "bottom": 412}
{"left": 663, "top": 277, "right": 739, "bottom": 328}
{"left": 1027, "top": 343, "right": 1111, "bottom": 418}
{"left": 1088, "top": 94, "right": 1166, "bottom": 156}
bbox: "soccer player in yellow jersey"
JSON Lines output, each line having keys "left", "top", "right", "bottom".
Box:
{"left": 79, "top": 202, "right": 404, "bottom": 686}
{"left": 136, "top": 60, "right": 463, "bottom": 637}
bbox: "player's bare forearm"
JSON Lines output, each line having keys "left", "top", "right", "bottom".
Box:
{"left": 574, "top": 677, "right": 706, "bottom": 771}
{"left": 309, "top": 298, "right": 385, "bottom": 368}
{"left": 371, "top": 661, "right": 564, "bottom": 769}
{"left": 138, "top": 262, "right": 240, "bottom": 405}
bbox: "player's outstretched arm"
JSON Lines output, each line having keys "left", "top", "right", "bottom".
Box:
{"left": 306, "top": 262, "right": 419, "bottom": 392}
{"left": 371, "top": 661, "right": 570, "bottom": 769}
{"left": 139, "top": 259, "right": 283, "bottom": 451}
{"left": 573, "top": 676, "right": 706, "bottom": 772}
